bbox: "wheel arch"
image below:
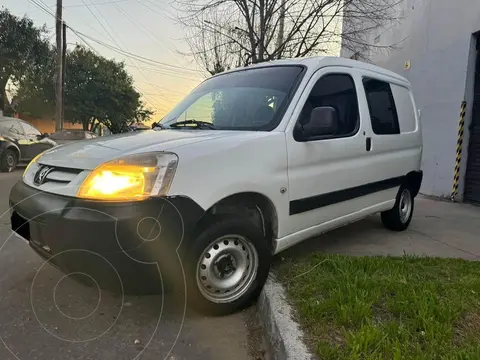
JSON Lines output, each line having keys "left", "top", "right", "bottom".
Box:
{"left": 8, "top": 144, "right": 21, "bottom": 160}
{"left": 198, "top": 192, "right": 279, "bottom": 254}
{"left": 2, "top": 141, "right": 20, "bottom": 157}
{"left": 405, "top": 170, "right": 423, "bottom": 197}
{"left": 1, "top": 142, "right": 21, "bottom": 162}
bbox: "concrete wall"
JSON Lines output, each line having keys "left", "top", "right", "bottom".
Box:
{"left": 341, "top": 0, "right": 480, "bottom": 199}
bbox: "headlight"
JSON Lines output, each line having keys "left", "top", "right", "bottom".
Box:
{"left": 77, "top": 152, "right": 178, "bottom": 201}
{"left": 24, "top": 152, "right": 44, "bottom": 176}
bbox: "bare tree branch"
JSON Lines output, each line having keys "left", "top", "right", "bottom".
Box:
{"left": 175, "top": 0, "right": 402, "bottom": 74}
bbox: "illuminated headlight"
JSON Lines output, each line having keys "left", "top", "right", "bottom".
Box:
{"left": 77, "top": 152, "right": 178, "bottom": 201}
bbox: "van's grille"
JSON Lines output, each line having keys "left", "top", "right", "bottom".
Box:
{"left": 35, "top": 166, "right": 83, "bottom": 185}
{"left": 45, "top": 168, "right": 82, "bottom": 184}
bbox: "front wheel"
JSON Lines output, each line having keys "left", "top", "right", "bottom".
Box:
{"left": 184, "top": 216, "right": 271, "bottom": 315}
{"left": 381, "top": 185, "right": 414, "bottom": 231}
{"left": 0, "top": 149, "right": 18, "bottom": 173}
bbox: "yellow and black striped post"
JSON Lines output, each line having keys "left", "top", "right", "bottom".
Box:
{"left": 451, "top": 101, "right": 467, "bottom": 200}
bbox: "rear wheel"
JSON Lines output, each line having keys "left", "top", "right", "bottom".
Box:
{"left": 1, "top": 149, "right": 18, "bottom": 173}
{"left": 184, "top": 216, "right": 271, "bottom": 315}
{"left": 381, "top": 185, "right": 414, "bottom": 231}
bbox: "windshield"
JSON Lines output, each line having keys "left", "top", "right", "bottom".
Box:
{"left": 160, "top": 66, "right": 304, "bottom": 131}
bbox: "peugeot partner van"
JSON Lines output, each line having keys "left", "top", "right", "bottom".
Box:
{"left": 10, "top": 57, "right": 422, "bottom": 315}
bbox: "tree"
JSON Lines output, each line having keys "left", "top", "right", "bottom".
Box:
{"left": 0, "top": 8, "right": 50, "bottom": 113}
{"left": 176, "top": 0, "right": 400, "bottom": 73}
{"left": 15, "top": 46, "right": 153, "bottom": 133}
{"left": 184, "top": 11, "right": 250, "bottom": 75}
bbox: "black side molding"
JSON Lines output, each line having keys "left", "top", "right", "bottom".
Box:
{"left": 289, "top": 176, "right": 406, "bottom": 215}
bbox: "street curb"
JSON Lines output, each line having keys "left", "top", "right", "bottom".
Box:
{"left": 257, "top": 276, "right": 315, "bottom": 360}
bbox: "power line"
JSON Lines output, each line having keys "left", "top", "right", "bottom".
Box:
{"left": 70, "top": 27, "right": 165, "bottom": 111}
{"left": 28, "top": 0, "right": 57, "bottom": 18}
{"left": 77, "top": 0, "right": 165, "bottom": 108}
{"left": 71, "top": 28, "right": 200, "bottom": 73}
{"left": 78, "top": 0, "right": 185, "bottom": 103}
{"left": 73, "top": 30, "right": 202, "bottom": 75}
{"left": 28, "top": 0, "right": 197, "bottom": 113}
{"left": 67, "top": 27, "right": 166, "bottom": 112}
{"left": 109, "top": 0, "right": 174, "bottom": 62}
{"left": 63, "top": 0, "right": 133, "bottom": 7}
{"left": 134, "top": 81, "right": 191, "bottom": 97}
{"left": 68, "top": 25, "right": 170, "bottom": 111}
{"left": 29, "top": 0, "right": 202, "bottom": 76}
{"left": 135, "top": 0, "right": 176, "bottom": 20}
{"left": 123, "top": 64, "right": 201, "bottom": 82}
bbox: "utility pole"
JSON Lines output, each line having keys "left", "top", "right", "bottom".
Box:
{"left": 55, "top": 0, "right": 63, "bottom": 131}
{"left": 275, "top": 0, "right": 286, "bottom": 59}
{"left": 62, "top": 21, "right": 67, "bottom": 129}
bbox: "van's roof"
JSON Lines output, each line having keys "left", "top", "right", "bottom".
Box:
{"left": 222, "top": 56, "right": 409, "bottom": 84}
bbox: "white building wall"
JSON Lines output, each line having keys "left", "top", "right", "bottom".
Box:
{"left": 341, "top": 0, "right": 480, "bottom": 199}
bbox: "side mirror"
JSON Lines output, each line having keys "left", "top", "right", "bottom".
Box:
{"left": 298, "top": 106, "right": 338, "bottom": 140}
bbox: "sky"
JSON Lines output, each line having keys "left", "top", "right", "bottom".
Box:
{"left": 2, "top": 0, "right": 206, "bottom": 122}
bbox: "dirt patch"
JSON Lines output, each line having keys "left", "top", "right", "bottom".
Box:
{"left": 453, "top": 310, "right": 480, "bottom": 345}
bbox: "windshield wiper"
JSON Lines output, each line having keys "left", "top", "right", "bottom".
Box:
{"left": 169, "top": 119, "right": 216, "bottom": 129}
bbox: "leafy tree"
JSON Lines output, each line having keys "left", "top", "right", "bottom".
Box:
{"left": 0, "top": 8, "right": 50, "bottom": 113}
{"left": 16, "top": 46, "right": 153, "bottom": 133}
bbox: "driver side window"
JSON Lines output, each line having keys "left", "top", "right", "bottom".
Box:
{"left": 296, "top": 73, "right": 359, "bottom": 139}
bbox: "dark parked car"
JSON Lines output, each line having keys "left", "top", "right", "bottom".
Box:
{"left": 0, "top": 117, "right": 56, "bottom": 172}
{"left": 48, "top": 129, "right": 97, "bottom": 145}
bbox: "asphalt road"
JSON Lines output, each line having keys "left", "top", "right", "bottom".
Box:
{"left": 0, "top": 170, "right": 266, "bottom": 360}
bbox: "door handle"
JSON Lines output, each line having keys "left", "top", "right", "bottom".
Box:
{"left": 366, "top": 137, "right": 372, "bottom": 151}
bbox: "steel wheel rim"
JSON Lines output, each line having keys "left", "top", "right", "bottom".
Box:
{"left": 196, "top": 234, "right": 258, "bottom": 303}
{"left": 399, "top": 189, "right": 412, "bottom": 223}
{"left": 6, "top": 153, "right": 15, "bottom": 168}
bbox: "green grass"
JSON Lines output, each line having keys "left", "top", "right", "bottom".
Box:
{"left": 276, "top": 254, "right": 480, "bottom": 360}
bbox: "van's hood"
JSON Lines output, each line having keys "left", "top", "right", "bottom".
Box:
{"left": 37, "top": 130, "right": 238, "bottom": 170}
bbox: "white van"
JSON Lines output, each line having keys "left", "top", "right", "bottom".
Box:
{"left": 10, "top": 57, "right": 422, "bottom": 315}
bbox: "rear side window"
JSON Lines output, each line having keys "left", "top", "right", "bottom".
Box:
{"left": 363, "top": 78, "right": 400, "bottom": 135}
{"left": 390, "top": 84, "right": 416, "bottom": 132}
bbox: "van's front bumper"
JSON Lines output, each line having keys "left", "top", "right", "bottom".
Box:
{"left": 9, "top": 180, "right": 205, "bottom": 293}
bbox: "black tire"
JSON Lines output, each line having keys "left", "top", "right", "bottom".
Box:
{"left": 0, "top": 148, "right": 18, "bottom": 173}
{"left": 183, "top": 215, "right": 271, "bottom": 315}
{"left": 381, "top": 184, "right": 414, "bottom": 231}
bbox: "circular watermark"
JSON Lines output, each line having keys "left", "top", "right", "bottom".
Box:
{"left": 53, "top": 272, "right": 101, "bottom": 321}
{"left": 0, "top": 182, "right": 188, "bottom": 360}
{"left": 136, "top": 216, "right": 162, "bottom": 242}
